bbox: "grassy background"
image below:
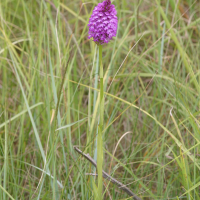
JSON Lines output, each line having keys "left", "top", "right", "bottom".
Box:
{"left": 1, "top": 0, "right": 200, "bottom": 199}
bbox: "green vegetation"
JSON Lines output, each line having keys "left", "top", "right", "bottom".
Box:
{"left": 0, "top": 0, "right": 200, "bottom": 199}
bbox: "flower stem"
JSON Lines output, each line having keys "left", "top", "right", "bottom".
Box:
{"left": 97, "top": 44, "right": 104, "bottom": 199}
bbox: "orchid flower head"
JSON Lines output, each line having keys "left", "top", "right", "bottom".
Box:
{"left": 88, "top": 0, "right": 118, "bottom": 44}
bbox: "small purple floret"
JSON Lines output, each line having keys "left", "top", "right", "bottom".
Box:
{"left": 88, "top": 0, "right": 118, "bottom": 44}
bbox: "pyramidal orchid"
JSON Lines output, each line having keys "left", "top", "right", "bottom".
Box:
{"left": 88, "top": 0, "right": 118, "bottom": 44}
{"left": 88, "top": 0, "right": 118, "bottom": 199}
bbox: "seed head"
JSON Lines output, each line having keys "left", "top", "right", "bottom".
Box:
{"left": 88, "top": 0, "right": 118, "bottom": 44}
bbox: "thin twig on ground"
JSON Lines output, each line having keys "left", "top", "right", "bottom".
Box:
{"left": 74, "top": 146, "right": 142, "bottom": 200}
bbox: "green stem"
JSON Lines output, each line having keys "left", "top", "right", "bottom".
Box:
{"left": 97, "top": 44, "right": 104, "bottom": 200}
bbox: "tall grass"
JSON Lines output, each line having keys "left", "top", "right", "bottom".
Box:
{"left": 0, "top": 0, "right": 200, "bottom": 199}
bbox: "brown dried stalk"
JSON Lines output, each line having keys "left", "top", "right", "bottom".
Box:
{"left": 74, "top": 147, "right": 142, "bottom": 200}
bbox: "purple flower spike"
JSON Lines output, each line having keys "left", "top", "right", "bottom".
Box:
{"left": 88, "top": 0, "right": 118, "bottom": 44}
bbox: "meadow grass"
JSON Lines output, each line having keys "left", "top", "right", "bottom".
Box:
{"left": 0, "top": 0, "right": 200, "bottom": 199}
